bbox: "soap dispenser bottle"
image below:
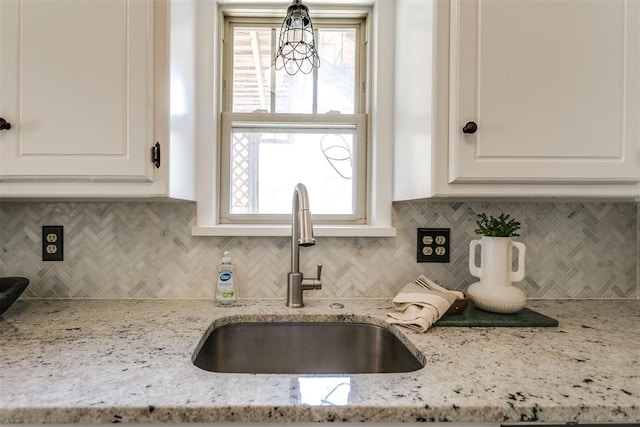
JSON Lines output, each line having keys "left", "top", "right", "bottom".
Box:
{"left": 215, "top": 251, "right": 236, "bottom": 306}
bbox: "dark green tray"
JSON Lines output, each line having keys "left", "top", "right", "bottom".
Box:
{"left": 436, "top": 302, "right": 558, "bottom": 327}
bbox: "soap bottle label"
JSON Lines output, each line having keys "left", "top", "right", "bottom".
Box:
{"left": 216, "top": 269, "right": 235, "bottom": 305}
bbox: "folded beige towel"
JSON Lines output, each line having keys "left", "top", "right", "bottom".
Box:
{"left": 386, "top": 275, "right": 465, "bottom": 332}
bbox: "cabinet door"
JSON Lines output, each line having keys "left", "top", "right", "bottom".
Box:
{"left": 449, "top": 0, "right": 640, "bottom": 184}
{"left": 0, "top": 0, "right": 154, "bottom": 181}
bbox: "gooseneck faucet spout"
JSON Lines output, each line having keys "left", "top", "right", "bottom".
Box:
{"left": 287, "top": 183, "right": 322, "bottom": 308}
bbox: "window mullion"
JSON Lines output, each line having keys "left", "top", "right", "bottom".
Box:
{"left": 312, "top": 29, "right": 319, "bottom": 114}
{"left": 270, "top": 28, "right": 277, "bottom": 113}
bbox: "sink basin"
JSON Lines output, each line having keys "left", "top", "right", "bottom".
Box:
{"left": 193, "top": 321, "right": 424, "bottom": 374}
{"left": 0, "top": 277, "right": 29, "bottom": 316}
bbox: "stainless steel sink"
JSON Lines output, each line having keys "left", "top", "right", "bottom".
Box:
{"left": 192, "top": 321, "right": 424, "bottom": 374}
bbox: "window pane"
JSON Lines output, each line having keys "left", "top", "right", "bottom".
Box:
{"left": 231, "top": 26, "right": 357, "bottom": 114}
{"left": 230, "top": 127, "right": 356, "bottom": 215}
{"left": 232, "top": 27, "right": 273, "bottom": 113}
{"left": 317, "top": 29, "right": 356, "bottom": 114}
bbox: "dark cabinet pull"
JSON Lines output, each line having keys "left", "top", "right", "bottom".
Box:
{"left": 152, "top": 142, "right": 161, "bottom": 168}
{"left": 462, "top": 121, "right": 477, "bottom": 134}
{"left": 0, "top": 118, "right": 11, "bottom": 130}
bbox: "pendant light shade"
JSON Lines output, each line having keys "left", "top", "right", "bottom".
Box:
{"left": 274, "top": 0, "right": 320, "bottom": 75}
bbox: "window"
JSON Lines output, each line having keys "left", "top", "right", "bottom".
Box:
{"left": 220, "top": 17, "right": 366, "bottom": 224}
{"left": 191, "top": 1, "right": 396, "bottom": 237}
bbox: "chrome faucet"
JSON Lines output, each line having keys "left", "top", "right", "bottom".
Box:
{"left": 286, "top": 183, "right": 322, "bottom": 308}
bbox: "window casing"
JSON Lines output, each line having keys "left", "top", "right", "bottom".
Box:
{"left": 220, "top": 16, "right": 367, "bottom": 225}
{"left": 191, "top": 0, "right": 396, "bottom": 238}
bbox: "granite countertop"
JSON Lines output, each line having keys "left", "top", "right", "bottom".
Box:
{"left": 0, "top": 298, "right": 638, "bottom": 424}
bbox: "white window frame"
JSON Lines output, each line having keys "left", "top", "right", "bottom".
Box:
{"left": 192, "top": 0, "right": 396, "bottom": 237}
{"left": 220, "top": 16, "right": 367, "bottom": 225}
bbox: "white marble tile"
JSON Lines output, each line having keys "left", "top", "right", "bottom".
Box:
{"left": 1, "top": 201, "right": 637, "bottom": 299}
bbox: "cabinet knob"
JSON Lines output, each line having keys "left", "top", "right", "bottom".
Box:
{"left": 462, "top": 121, "right": 477, "bottom": 134}
{"left": 0, "top": 118, "right": 11, "bottom": 131}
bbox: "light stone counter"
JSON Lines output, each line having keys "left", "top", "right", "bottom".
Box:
{"left": 0, "top": 298, "right": 638, "bottom": 424}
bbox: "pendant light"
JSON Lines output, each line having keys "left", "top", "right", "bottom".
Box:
{"left": 274, "top": 0, "right": 320, "bottom": 75}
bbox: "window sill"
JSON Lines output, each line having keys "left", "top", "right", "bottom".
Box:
{"left": 191, "top": 224, "right": 397, "bottom": 237}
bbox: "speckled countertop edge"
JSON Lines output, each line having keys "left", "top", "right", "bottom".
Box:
{"left": 0, "top": 298, "right": 638, "bottom": 424}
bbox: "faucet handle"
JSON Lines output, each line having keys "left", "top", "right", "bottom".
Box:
{"left": 301, "top": 264, "right": 323, "bottom": 291}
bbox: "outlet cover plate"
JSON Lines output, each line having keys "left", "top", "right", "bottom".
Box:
{"left": 42, "top": 225, "right": 64, "bottom": 261}
{"left": 417, "top": 228, "right": 450, "bottom": 263}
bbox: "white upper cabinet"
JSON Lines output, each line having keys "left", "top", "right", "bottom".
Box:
{"left": 0, "top": 0, "right": 153, "bottom": 181}
{"left": 0, "top": 0, "right": 196, "bottom": 200}
{"left": 449, "top": 0, "right": 640, "bottom": 184}
{"left": 394, "top": 0, "right": 640, "bottom": 200}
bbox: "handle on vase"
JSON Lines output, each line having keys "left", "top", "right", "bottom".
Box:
{"left": 469, "top": 239, "right": 482, "bottom": 278}
{"left": 509, "top": 241, "right": 526, "bottom": 283}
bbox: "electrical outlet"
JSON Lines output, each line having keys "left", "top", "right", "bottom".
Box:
{"left": 417, "top": 228, "right": 450, "bottom": 263}
{"left": 42, "top": 225, "right": 64, "bottom": 261}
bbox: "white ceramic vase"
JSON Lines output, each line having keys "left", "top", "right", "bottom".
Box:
{"left": 467, "top": 236, "right": 527, "bottom": 313}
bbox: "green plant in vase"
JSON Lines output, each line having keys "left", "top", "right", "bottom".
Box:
{"left": 474, "top": 213, "right": 521, "bottom": 237}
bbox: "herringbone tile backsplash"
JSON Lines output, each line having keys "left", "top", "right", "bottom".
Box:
{"left": 0, "top": 201, "right": 637, "bottom": 299}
